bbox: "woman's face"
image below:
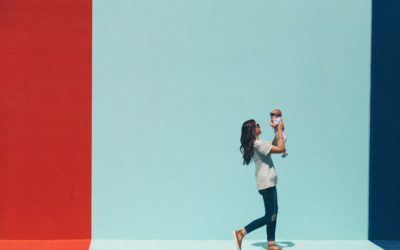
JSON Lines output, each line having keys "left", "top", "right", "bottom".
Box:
{"left": 255, "top": 122, "right": 261, "bottom": 135}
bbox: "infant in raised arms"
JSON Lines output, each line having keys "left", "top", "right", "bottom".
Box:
{"left": 270, "top": 109, "right": 288, "bottom": 158}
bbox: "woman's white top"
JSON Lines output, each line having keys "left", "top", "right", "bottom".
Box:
{"left": 252, "top": 139, "right": 277, "bottom": 190}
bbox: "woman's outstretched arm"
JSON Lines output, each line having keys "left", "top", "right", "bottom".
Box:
{"left": 272, "top": 137, "right": 277, "bottom": 146}
{"left": 271, "top": 122, "right": 285, "bottom": 153}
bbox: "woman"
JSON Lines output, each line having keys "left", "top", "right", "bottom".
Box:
{"left": 233, "top": 118, "right": 286, "bottom": 250}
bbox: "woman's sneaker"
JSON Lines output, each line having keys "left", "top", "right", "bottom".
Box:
{"left": 233, "top": 230, "right": 243, "bottom": 250}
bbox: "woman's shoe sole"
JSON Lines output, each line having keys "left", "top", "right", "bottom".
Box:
{"left": 232, "top": 230, "right": 241, "bottom": 250}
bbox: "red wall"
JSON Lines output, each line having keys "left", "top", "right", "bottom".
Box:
{"left": 0, "top": 0, "right": 91, "bottom": 240}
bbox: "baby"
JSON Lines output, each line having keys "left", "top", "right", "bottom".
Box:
{"left": 270, "top": 109, "right": 288, "bottom": 158}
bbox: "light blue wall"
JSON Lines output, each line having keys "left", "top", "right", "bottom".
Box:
{"left": 93, "top": 0, "right": 371, "bottom": 239}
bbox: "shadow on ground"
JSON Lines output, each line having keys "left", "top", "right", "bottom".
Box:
{"left": 371, "top": 240, "right": 400, "bottom": 250}
{"left": 252, "top": 241, "right": 295, "bottom": 248}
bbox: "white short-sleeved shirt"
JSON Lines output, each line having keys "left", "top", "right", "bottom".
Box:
{"left": 252, "top": 139, "right": 277, "bottom": 190}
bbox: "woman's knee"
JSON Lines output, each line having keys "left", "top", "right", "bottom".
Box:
{"left": 271, "top": 213, "right": 277, "bottom": 222}
{"left": 264, "top": 212, "right": 277, "bottom": 223}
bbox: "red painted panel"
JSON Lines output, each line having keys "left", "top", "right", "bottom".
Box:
{"left": 0, "top": 240, "right": 91, "bottom": 250}
{"left": 0, "top": 0, "right": 91, "bottom": 240}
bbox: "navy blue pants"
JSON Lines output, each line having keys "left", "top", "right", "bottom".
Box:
{"left": 244, "top": 186, "right": 278, "bottom": 241}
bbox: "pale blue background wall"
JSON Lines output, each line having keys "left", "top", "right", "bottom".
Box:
{"left": 93, "top": 0, "right": 371, "bottom": 239}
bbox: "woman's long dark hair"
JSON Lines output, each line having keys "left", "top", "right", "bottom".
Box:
{"left": 240, "top": 119, "right": 257, "bottom": 165}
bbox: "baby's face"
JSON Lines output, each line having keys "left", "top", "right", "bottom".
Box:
{"left": 270, "top": 109, "right": 282, "bottom": 123}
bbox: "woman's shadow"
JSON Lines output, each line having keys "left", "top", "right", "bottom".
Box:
{"left": 252, "top": 241, "right": 295, "bottom": 249}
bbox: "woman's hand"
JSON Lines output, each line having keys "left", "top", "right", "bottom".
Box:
{"left": 277, "top": 120, "right": 284, "bottom": 130}
{"left": 270, "top": 119, "right": 284, "bottom": 130}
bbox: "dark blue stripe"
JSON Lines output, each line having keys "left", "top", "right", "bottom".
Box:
{"left": 369, "top": 0, "right": 400, "bottom": 241}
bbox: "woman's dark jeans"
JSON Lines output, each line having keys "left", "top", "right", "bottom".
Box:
{"left": 244, "top": 186, "right": 278, "bottom": 241}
